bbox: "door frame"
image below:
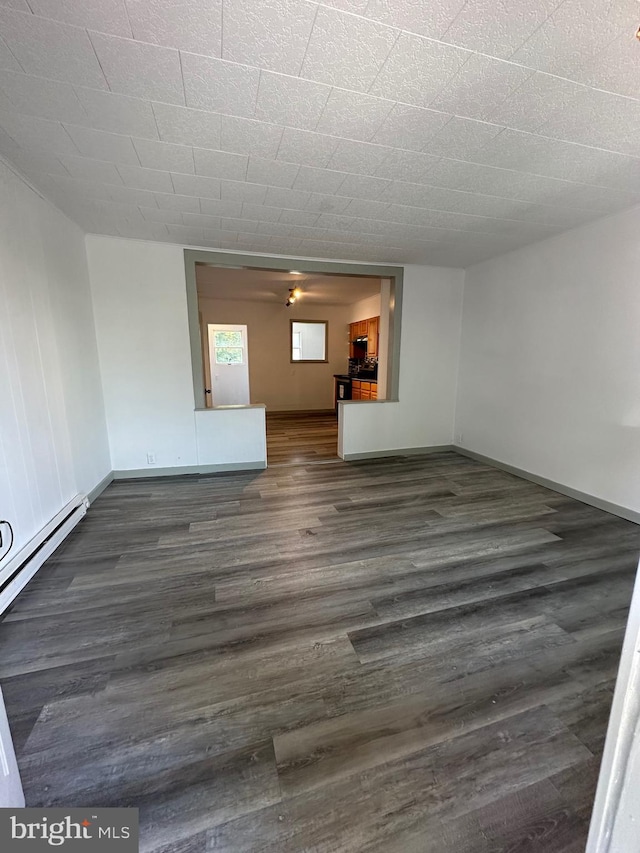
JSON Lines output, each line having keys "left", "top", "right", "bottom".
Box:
{"left": 183, "top": 250, "right": 403, "bottom": 411}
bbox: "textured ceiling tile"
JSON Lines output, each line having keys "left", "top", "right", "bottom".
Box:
{"left": 278, "top": 208, "right": 320, "bottom": 226}
{"left": 240, "top": 202, "right": 284, "bottom": 222}
{"left": 336, "top": 172, "right": 391, "bottom": 199}
{"left": 263, "top": 185, "right": 311, "bottom": 209}
{"left": 125, "top": 0, "right": 222, "bottom": 56}
{"left": 223, "top": 0, "right": 316, "bottom": 75}
{"left": 0, "top": 9, "right": 108, "bottom": 88}
{"left": 326, "top": 138, "right": 391, "bottom": 175}
{"left": 105, "top": 182, "right": 158, "bottom": 206}
{"left": 90, "top": 32, "right": 184, "bottom": 105}
{"left": 487, "top": 72, "right": 584, "bottom": 134}
{"left": 304, "top": 192, "right": 352, "bottom": 213}
{"left": 28, "top": 0, "right": 132, "bottom": 37}
{"left": 117, "top": 163, "right": 175, "bottom": 192}
{"left": 166, "top": 223, "right": 205, "bottom": 242}
{"left": 182, "top": 212, "right": 221, "bottom": 229}
{"left": 171, "top": 172, "right": 221, "bottom": 198}
{"left": 255, "top": 72, "right": 330, "bottom": 130}
{"left": 300, "top": 5, "right": 397, "bottom": 90}
{"left": 276, "top": 127, "right": 339, "bottom": 167}
{"left": 0, "top": 71, "right": 87, "bottom": 123}
{"left": 246, "top": 155, "right": 299, "bottom": 187}
{"left": 132, "top": 137, "right": 194, "bottom": 173}
{"left": 319, "top": 0, "right": 369, "bottom": 11}
{"left": 0, "top": 109, "right": 79, "bottom": 155}
{"left": 73, "top": 88, "right": 159, "bottom": 138}
{"left": 315, "top": 212, "right": 358, "bottom": 231}
{"left": 154, "top": 191, "right": 201, "bottom": 212}
{"left": 365, "top": 0, "right": 467, "bottom": 39}
{"left": 292, "top": 164, "right": 346, "bottom": 193}
{"left": 430, "top": 54, "right": 533, "bottom": 122}
{"left": 3, "top": 147, "right": 69, "bottom": 176}
{"left": 442, "top": 0, "right": 559, "bottom": 59}
{"left": 372, "top": 102, "right": 450, "bottom": 151}
{"left": 219, "top": 115, "right": 284, "bottom": 158}
{"left": 63, "top": 125, "right": 138, "bottom": 163}
{"left": 0, "top": 35, "right": 22, "bottom": 72}
{"left": 198, "top": 198, "right": 243, "bottom": 216}
{"left": 341, "top": 197, "right": 391, "bottom": 218}
{"left": 139, "top": 205, "right": 185, "bottom": 224}
{"left": 152, "top": 103, "right": 221, "bottom": 148}
{"left": 373, "top": 148, "right": 439, "bottom": 182}
{"left": 510, "top": 0, "right": 621, "bottom": 78}
{"left": 58, "top": 153, "right": 123, "bottom": 183}
{"left": 315, "top": 88, "right": 394, "bottom": 141}
{"left": 424, "top": 117, "right": 504, "bottom": 159}
{"left": 579, "top": 33, "right": 640, "bottom": 99}
{"left": 181, "top": 53, "right": 259, "bottom": 117}
{"left": 369, "top": 32, "right": 468, "bottom": 108}
{"left": 220, "top": 179, "right": 268, "bottom": 204}
{"left": 193, "top": 147, "right": 248, "bottom": 181}
{"left": 0, "top": 1, "right": 31, "bottom": 10}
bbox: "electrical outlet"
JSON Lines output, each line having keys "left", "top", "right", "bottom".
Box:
{"left": 455, "top": 433, "right": 464, "bottom": 444}
{"left": 147, "top": 453, "right": 156, "bottom": 465}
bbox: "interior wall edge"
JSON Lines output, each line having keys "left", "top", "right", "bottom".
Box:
{"left": 112, "top": 461, "right": 267, "bottom": 480}
{"left": 343, "top": 445, "right": 455, "bottom": 461}
{"left": 454, "top": 446, "right": 640, "bottom": 526}
{"left": 87, "top": 473, "right": 115, "bottom": 505}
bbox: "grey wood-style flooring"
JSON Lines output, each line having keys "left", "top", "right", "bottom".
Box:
{"left": 1, "top": 451, "right": 639, "bottom": 852}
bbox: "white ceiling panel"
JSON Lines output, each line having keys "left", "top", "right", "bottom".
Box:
{"left": 193, "top": 147, "right": 248, "bottom": 181}
{"left": 89, "top": 32, "right": 184, "bottom": 104}
{"left": 181, "top": 53, "right": 259, "bottom": 117}
{"left": 0, "top": 0, "right": 638, "bottom": 267}
{"left": 27, "top": 0, "right": 132, "bottom": 37}
{"left": 300, "top": 6, "right": 398, "bottom": 90}
{"left": 365, "top": 0, "right": 467, "bottom": 40}
{"left": 430, "top": 54, "right": 533, "bottom": 122}
{"left": 276, "top": 127, "right": 339, "bottom": 168}
{"left": 0, "top": 9, "right": 108, "bottom": 87}
{"left": 315, "top": 88, "right": 394, "bottom": 141}
{"left": 246, "top": 155, "right": 299, "bottom": 188}
{"left": 133, "top": 138, "right": 194, "bottom": 173}
{"left": 63, "top": 125, "right": 139, "bottom": 163}
{"left": 369, "top": 32, "right": 468, "bottom": 108}
{"left": 0, "top": 71, "right": 87, "bottom": 123}
{"left": 222, "top": 0, "right": 316, "bottom": 76}
{"left": 372, "top": 103, "right": 451, "bottom": 151}
{"left": 441, "top": 0, "right": 559, "bottom": 60}
{"left": 219, "top": 115, "right": 283, "bottom": 158}
{"left": 73, "top": 88, "right": 159, "bottom": 138}
{"left": 255, "top": 72, "right": 330, "bottom": 130}
{"left": 125, "top": 0, "right": 222, "bottom": 56}
{"left": 152, "top": 103, "right": 221, "bottom": 148}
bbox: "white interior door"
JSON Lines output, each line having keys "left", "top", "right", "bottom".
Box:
{"left": 208, "top": 324, "right": 250, "bottom": 406}
{"left": 0, "top": 687, "right": 24, "bottom": 807}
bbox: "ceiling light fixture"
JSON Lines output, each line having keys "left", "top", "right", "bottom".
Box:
{"left": 289, "top": 270, "right": 303, "bottom": 275}
{"left": 285, "top": 287, "right": 302, "bottom": 307}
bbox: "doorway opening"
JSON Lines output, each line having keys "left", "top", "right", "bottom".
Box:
{"left": 185, "top": 251, "right": 403, "bottom": 468}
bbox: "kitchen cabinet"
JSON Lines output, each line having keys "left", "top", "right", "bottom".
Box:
{"left": 349, "top": 316, "right": 380, "bottom": 358}
{"left": 351, "top": 379, "right": 377, "bottom": 401}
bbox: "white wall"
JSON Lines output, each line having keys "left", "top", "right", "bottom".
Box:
{"left": 456, "top": 205, "right": 640, "bottom": 516}
{"left": 0, "top": 159, "right": 110, "bottom": 557}
{"left": 340, "top": 265, "right": 465, "bottom": 456}
{"left": 199, "top": 295, "right": 352, "bottom": 411}
{"left": 348, "top": 293, "right": 381, "bottom": 323}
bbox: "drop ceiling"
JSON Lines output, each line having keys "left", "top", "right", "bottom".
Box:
{"left": 0, "top": 0, "right": 639, "bottom": 267}
{"left": 196, "top": 265, "right": 382, "bottom": 305}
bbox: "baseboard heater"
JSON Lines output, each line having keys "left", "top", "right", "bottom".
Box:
{"left": 0, "top": 495, "right": 89, "bottom": 616}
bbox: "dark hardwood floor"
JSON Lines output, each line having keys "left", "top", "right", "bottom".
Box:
{"left": 1, "top": 451, "right": 639, "bottom": 852}
{"left": 266, "top": 410, "right": 339, "bottom": 465}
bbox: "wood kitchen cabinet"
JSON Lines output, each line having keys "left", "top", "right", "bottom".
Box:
{"left": 367, "top": 316, "right": 379, "bottom": 358}
{"left": 351, "top": 379, "right": 377, "bottom": 401}
{"left": 349, "top": 316, "right": 380, "bottom": 358}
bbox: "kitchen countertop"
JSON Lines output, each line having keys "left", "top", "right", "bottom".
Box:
{"left": 334, "top": 373, "right": 377, "bottom": 383}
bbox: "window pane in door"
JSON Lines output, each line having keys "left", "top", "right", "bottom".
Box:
{"left": 215, "top": 347, "right": 244, "bottom": 364}
{"left": 214, "top": 330, "right": 243, "bottom": 347}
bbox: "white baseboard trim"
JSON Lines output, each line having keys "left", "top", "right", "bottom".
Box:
{"left": 113, "top": 461, "right": 267, "bottom": 479}
{"left": 87, "top": 472, "right": 114, "bottom": 504}
{"left": 454, "top": 446, "right": 640, "bottom": 525}
{"left": 343, "top": 444, "right": 455, "bottom": 461}
{"left": 0, "top": 495, "right": 88, "bottom": 615}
